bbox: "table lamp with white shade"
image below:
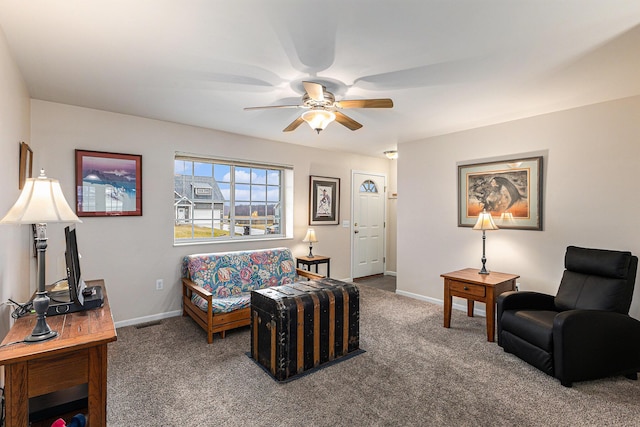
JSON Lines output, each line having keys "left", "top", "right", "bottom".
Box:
{"left": 302, "top": 228, "right": 318, "bottom": 258}
{"left": 472, "top": 210, "right": 499, "bottom": 275}
{"left": 0, "top": 169, "right": 81, "bottom": 342}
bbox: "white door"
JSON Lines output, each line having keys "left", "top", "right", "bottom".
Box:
{"left": 352, "top": 172, "right": 385, "bottom": 279}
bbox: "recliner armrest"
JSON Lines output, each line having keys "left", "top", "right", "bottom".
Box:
{"left": 497, "top": 291, "right": 555, "bottom": 313}
{"left": 553, "top": 310, "right": 640, "bottom": 385}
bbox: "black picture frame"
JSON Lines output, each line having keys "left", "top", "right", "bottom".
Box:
{"left": 309, "top": 175, "right": 340, "bottom": 225}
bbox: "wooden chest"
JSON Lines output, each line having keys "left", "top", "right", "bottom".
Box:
{"left": 250, "top": 278, "right": 359, "bottom": 381}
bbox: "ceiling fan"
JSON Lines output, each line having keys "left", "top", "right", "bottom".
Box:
{"left": 244, "top": 81, "right": 393, "bottom": 133}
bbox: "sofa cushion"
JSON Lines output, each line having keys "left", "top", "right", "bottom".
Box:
{"left": 192, "top": 294, "right": 251, "bottom": 313}
{"left": 183, "top": 247, "right": 298, "bottom": 313}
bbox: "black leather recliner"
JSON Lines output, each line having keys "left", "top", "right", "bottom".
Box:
{"left": 497, "top": 246, "right": 640, "bottom": 387}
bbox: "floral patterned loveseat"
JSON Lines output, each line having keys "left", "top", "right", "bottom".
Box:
{"left": 181, "top": 247, "right": 321, "bottom": 343}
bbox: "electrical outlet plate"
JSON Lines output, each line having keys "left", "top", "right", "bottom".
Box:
{"left": 156, "top": 279, "right": 163, "bottom": 290}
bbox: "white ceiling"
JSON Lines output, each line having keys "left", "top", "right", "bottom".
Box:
{"left": 1, "top": 1, "right": 640, "bottom": 158}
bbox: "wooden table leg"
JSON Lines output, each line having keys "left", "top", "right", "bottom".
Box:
{"left": 4, "top": 362, "right": 28, "bottom": 427}
{"left": 467, "top": 299, "right": 474, "bottom": 317}
{"left": 88, "top": 344, "right": 108, "bottom": 426}
{"left": 486, "top": 287, "right": 496, "bottom": 342}
{"left": 443, "top": 280, "right": 452, "bottom": 328}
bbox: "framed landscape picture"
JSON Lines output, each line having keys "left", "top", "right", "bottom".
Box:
{"left": 75, "top": 150, "right": 142, "bottom": 217}
{"left": 309, "top": 175, "right": 340, "bottom": 225}
{"left": 458, "top": 156, "right": 543, "bottom": 230}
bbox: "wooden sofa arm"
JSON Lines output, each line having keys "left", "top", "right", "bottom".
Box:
{"left": 296, "top": 268, "right": 324, "bottom": 280}
{"left": 182, "top": 278, "right": 213, "bottom": 301}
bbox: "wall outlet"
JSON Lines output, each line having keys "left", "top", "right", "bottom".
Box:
{"left": 515, "top": 282, "right": 520, "bottom": 291}
{"left": 156, "top": 279, "right": 164, "bottom": 290}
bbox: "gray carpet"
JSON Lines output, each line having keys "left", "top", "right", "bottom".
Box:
{"left": 108, "top": 284, "right": 640, "bottom": 426}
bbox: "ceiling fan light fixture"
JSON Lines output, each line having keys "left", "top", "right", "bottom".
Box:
{"left": 384, "top": 150, "right": 398, "bottom": 160}
{"left": 301, "top": 109, "right": 336, "bottom": 134}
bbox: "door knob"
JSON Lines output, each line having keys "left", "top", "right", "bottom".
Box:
{"left": 354, "top": 230, "right": 359, "bottom": 234}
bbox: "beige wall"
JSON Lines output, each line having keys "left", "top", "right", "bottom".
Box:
{"left": 386, "top": 158, "right": 397, "bottom": 274}
{"left": 397, "top": 95, "right": 640, "bottom": 319}
{"left": 29, "top": 100, "right": 390, "bottom": 325}
{"left": 0, "top": 28, "right": 32, "bottom": 339}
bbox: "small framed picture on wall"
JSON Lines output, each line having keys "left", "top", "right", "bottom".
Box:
{"left": 309, "top": 175, "right": 340, "bottom": 225}
{"left": 18, "top": 141, "right": 33, "bottom": 190}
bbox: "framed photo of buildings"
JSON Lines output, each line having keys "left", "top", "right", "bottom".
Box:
{"left": 309, "top": 175, "right": 340, "bottom": 225}
{"left": 458, "top": 156, "right": 543, "bottom": 230}
{"left": 75, "top": 150, "right": 142, "bottom": 217}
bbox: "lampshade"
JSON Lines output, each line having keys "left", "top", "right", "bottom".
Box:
{"left": 472, "top": 210, "right": 499, "bottom": 231}
{"left": 301, "top": 109, "right": 336, "bottom": 133}
{"left": 0, "top": 170, "right": 81, "bottom": 224}
{"left": 499, "top": 212, "right": 515, "bottom": 226}
{"left": 384, "top": 150, "right": 398, "bottom": 160}
{"left": 302, "top": 228, "right": 318, "bottom": 243}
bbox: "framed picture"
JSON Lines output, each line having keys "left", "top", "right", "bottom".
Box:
{"left": 75, "top": 150, "right": 142, "bottom": 217}
{"left": 458, "top": 156, "right": 543, "bottom": 230}
{"left": 19, "top": 141, "right": 33, "bottom": 190}
{"left": 309, "top": 176, "right": 340, "bottom": 225}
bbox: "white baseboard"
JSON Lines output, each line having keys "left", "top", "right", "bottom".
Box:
{"left": 115, "top": 310, "right": 182, "bottom": 329}
{"left": 394, "top": 289, "right": 486, "bottom": 317}
{"left": 384, "top": 271, "right": 397, "bottom": 277}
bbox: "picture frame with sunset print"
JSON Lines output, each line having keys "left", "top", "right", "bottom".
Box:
{"left": 75, "top": 149, "right": 142, "bottom": 217}
{"left": 458, "top": 156, "right": 543, "bottom": 230}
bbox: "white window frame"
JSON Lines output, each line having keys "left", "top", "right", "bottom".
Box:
{"left": 174, "top": 152, "right": 294, "bottom": 245}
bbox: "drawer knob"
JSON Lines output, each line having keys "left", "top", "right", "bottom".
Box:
{"left": 463, "top": 286, "right": 469, "bottom": 290}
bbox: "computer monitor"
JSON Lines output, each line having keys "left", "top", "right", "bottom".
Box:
{"left": 65, "top": 225, "right": 86, "bottom": 305}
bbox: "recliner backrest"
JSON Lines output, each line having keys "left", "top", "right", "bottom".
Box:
{"left": 555, "top": 246, "right": 638, "bottom": 314}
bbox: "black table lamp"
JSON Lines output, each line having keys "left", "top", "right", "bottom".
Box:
{"left": 472, "top": 210, "right": 499, "bottom": 274}
{"left": 0, "top": 170, "right": 81, "bottom": 342}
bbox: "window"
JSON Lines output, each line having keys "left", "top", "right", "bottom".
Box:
{"left": 174, "top": 154, "right": 293, "bottom": 243}
{"left": 360, "top": 179, "right": 378, "bottom": 193}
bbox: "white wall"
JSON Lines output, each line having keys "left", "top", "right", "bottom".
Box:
{"left": 30, "top": 100, "right": 390, "bottom": 324}
{"left": 0, "top": 28, "right": 32, "bottom": 338}
{"left": 398, "top": 95, "right": 640, "bottom": 319}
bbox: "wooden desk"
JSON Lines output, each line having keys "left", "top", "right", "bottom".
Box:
{"left": 296, "top": 255, "right": 330, "bottom": 277}
{"left": 0, "top": 279, "right": 117, "bottom": 426}
{"left": 441, "top": 268, "right": 519, "bottom": 342}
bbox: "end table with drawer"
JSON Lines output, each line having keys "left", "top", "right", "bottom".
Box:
{"left": 441, "top": 268, "right": 519, "bottom": 342}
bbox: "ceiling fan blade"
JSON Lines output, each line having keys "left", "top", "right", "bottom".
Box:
{"left": 335, "top": 99, "right": 394, "bottom": 109}
{"left": 283, "top": 116, "right": 305, "bottom": 132}
{"left": 244, "top": 104, "right": 300, "bottom": 110}
{"left": 334, "top": 111, "right": 363, "bottom": 131}
{"left": 303, "top": 81, "right": 325, "bottom": 102}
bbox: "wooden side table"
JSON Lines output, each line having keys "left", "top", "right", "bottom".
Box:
{"left": 296, "top": 255, "right": 330, "bottom": 278}
{"left": 441, "top": 268, "right": 519, "bottom": 342}
{"left": 0, "top": 279, "right": 117, "bottom": 426}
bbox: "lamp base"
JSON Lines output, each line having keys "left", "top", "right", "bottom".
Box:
{"left": 24, "top": 329, "right": 58, "bottom": 343}
{"left": 478, "top": 268, "right": 490, "bottom": 275}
